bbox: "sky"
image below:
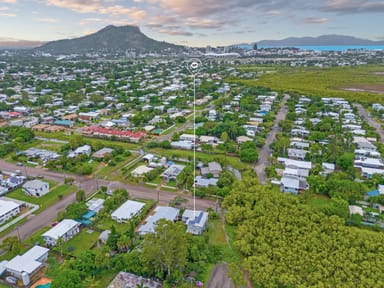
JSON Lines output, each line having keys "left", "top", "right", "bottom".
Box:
{"left": 0, "top": 0, "right": 384, "bottom": 47}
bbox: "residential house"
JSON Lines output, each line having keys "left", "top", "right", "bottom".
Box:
{"left": 0, "top": 199, "right": 23, "bottom": 225}
{"left": 41, "top": 219, "right": 81, "bottom": 246}
{"left": 349, "top": 205, "right": 364, "bottom": 216}
{"left": 2, "top": 246, "right": 49, "bottom": 286}
{"left": 194, "top": 176, "right": 218, "bottom": 188}
{"left": 79, "top": 111, "right": 99, "bottom": 121}
{"left": 68, "top": 145, "right": 92, "bottom": 158}
{"left": 86, "top": 198, "right": 105, "bottom": 213}
{"left": 92, "top": 148, "right": 114, "bottom": 159}
{"left": 182, "top": 209, "right": 209, "bottom": 235}
{"left": 161, "top": 164, "right": 185, "bottom": 182}
{"left": 322, "top": 163, "right": 335, "bottom": 176}
{"left": 236, "top": 135, "right": 253, "bottom": 145}
{"left": 5, "top": 175, "right": 24, "bottom": 190}
{"left": 138, "top": 206, "right": 180, "bottom": 236}
{"left": 287, "top": 148, "right": 308, "bottom": 160}
{"left": 111, "top": 200, "right": 145, "bottom": 223}
{"left": 171, "top": 141, "right": 193, "bottom": 150}
{"left": 131, "top": 165, "right": 154, "bottom": 177}
{"left": 22, "top": 180, "right": 49, "bottom": 197}
{"left": 180, "top": 134, "right": 197, "bottom": 142}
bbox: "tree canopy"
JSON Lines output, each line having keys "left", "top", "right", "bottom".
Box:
{"left": 223, "top": 177, "right": 384, "bottom": 288}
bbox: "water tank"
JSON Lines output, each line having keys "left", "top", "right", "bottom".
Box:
{"left": 21, "top": 271, "right": 30, "bottom": 286}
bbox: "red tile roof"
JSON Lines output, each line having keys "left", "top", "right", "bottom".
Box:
{"left": 83, "top": 126, "right": 146, "bottom": 139}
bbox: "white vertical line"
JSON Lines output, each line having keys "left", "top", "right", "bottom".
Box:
{"left": 193, "top": 74, "right": 196, "bottom": 217}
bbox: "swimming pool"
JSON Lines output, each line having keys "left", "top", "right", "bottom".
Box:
{"left": 36, "top": 283, "right": 51, "bottom": 288}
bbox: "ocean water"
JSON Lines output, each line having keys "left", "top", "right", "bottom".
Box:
{"left": 239, "top": 45, "right": 384, "bottom": 51}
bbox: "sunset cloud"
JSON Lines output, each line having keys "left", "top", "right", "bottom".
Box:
{"left": 44, "top": 0, "right": 102, "bottom": 13}
{"left": 322, "top": 0, "right": 384, "bottom": 13}
{"left": 0, "top": 0, "right": 17, "bottom": 3}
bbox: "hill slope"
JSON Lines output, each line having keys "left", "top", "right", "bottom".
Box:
{"left": 258, "top": 35, "right": 384, "bottom": 46}
{"left": 36, "top": 25, "right": 182, "bottom": 54}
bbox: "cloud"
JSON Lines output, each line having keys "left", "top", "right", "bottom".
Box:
{"left": 0, "top": 6, "right": 9, "bottom": 10}
{"left": 184, "top": 18, "right": 230, "bottom": 29}
{"left": 303, "top": 17, "right": 329, "bottom": 24}
{"left": 157, "top": 29, "right": 193, "bottom": 36}
{"left": 0, "top": 0, "right": 17, "bottom": 3}
{"left": 0, "top": 12, "right": 15, "bottom": 16}
{"left": 44, "top": 1, "right": 147, "bottom": 20}
{"left": 100, "top": 5, "right": 147, "bottom": 19}
{"left": 44, "top": 0, "right": 102, "bottom": 13}
{"left": 322, "top": 0, "right": 384, "bottom": 13}
{"left": 38, "top": 17, "right": 59, "bottom": 23}
{"left": 265, "top": 10, "right": 281, "bottom": 16}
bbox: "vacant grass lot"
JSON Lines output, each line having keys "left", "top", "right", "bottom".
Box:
{"left": 234, "top": 65, "right": 384, "bottom": 104}
{"left": 59, "top": 228, "right": 100, "bottom": 257}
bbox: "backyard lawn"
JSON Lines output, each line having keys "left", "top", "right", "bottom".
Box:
{"left": 60, "top": 228, "right": 100, "bottom": 257}
{"left": 7, "top": 184, "right": 77, "bottom": 211}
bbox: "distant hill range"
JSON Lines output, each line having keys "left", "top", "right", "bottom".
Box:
{"left": 35, "top": 25, "right": 183, "bottom": 54}
{"left": 257, "top": 35, "right": 384, "bottom": 47}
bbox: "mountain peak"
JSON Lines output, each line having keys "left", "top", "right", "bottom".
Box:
{"left": 36, "top": 25, "right": 181, "bottom": 54}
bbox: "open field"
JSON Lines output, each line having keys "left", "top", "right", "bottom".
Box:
{"left": 234, "top": 65, "right": 384, "bottom": 103}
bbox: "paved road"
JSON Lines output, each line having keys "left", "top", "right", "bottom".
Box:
{"left": 0, "top": 160, "right": 215, "bottom": 242}
{"left": 355, "top": 103, "right": 384, "bottom": 141}
{"left": 254, "top": 94, "right": 290, "bottom": 183}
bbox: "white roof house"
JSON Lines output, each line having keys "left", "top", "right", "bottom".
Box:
{"left": 182, "top": 209, "right": 209, "bottom": 235}
{"left": 349, "top": 205, "right": 364, "bottom": 216}
{"left": 0, "top": 199, "right": 22, "bottom": 225}
{"left": 131, "top": 165, "right": 153, "bottom": 177}
{"left": 22, "top": 180, "right": 49, "bottom": 197}
{"left": 86, "top": 198, "right": 105, "bottom": 213}
{"left": 277, "top": 157, "right": 312, "bottom": 170}
{"left": 42, "top": 219, "right": 81, "bottom": 246}
{"left": 111, "top": 200, "right": 145, "bottom": 223}
{"left": 68, "top": 144, "right": 92, "bottom": 158}
{"left": 161, "top": 164, "right": 185, "bottom": 181}
{"left": 4, "top": 246, "right": 49, "bottom": 284}
{"left": 138, "top": 206, "right": 180, "bottom": 236}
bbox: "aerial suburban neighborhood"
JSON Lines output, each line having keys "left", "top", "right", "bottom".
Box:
{"left": 0, "top": 12, "right": 384, "bottom": 288}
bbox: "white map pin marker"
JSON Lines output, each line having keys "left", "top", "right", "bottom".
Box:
{"left": 186, "top": 58, "right": 202, "bottom": 75}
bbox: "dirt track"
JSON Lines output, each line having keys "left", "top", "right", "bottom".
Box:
{"left": 207, "top": 263, "right": 235, "bottom": 288}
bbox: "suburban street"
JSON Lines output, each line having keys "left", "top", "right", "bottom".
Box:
{"left": 0, "top": 159, "right": 216, "bottom": 242}
{"left": 254, "top": 94, "right": 290, "bottom": 183}
{"left": 355, "top": 103, "right": 384, "bottom": 141}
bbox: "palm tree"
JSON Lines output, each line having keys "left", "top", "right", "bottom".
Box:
{"left": 56, "top": 236, "right": 64, "bottom": 257}
{"left": 0, "top": 236, "right": 21, "bottom": 255}
{"left": 117, "top": 235, "right": 130, "bottom": 252}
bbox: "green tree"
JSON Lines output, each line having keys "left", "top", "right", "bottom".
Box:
{"left": 76, "top": 190, "right": 86, "bottom": 202}
{"left": 141, "top": 220, "right": 188, "bottom": 281}
{"left": 64, "top": 202, "right": 88, "bottom": 219}
{"left": 0, "top": 236, "right": 21, "bottom": 255}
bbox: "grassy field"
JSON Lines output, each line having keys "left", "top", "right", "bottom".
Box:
{"left": 59, "top": 228, "right": 100, "bottom": 257}
{"left": 308, "top": 195, "right": 331, "bottom": 211}
{"left": 233, "top": 65, "right": 384, "bottom": 104}
{"left": 96, "top": 154, "right": 137, "bottom": 181}
{"left": 150, "top": 148, "right": 250, "bottom": 171}
{"left": 7, "top": 184, "right": 76, "bottom": 211}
